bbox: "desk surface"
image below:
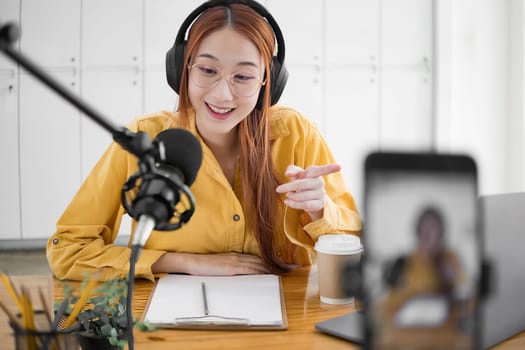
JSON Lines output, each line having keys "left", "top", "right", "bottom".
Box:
{"left": 1, "top": 267, "right": 524, "bottom": 350}
{"left": 0, "top": 266, "right": 356, "bottom": 350}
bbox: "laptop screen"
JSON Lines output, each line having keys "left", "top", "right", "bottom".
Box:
{"left": 480, "top": 193, "right": 525, "bottom": 348}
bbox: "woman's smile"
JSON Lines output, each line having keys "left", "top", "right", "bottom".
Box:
{"left": 206, "top": 102, "right": 235, "bottom": 120}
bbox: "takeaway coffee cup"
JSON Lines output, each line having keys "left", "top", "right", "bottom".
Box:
{"left": 314, "top": 234, "right": 363, "bottom": 305}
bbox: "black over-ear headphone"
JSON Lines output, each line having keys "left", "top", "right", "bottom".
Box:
{"left": 165, "top": 0, "right": 288, "bottom": 109}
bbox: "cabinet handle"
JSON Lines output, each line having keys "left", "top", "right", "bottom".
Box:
{"left": 422, "top": 57, "right": 431, "bottom": 72}
{"left": 0, "top": 68, "right": 16, "bottom": 79}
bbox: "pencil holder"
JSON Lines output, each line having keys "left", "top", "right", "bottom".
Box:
{"left": 9, "top": 314, "right": 79, "bottom": 350}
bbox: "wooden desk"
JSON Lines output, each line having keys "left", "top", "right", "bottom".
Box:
{"left": 2, "top": 267, "right": 525, "bottom": 349}
{"left": 0, "top": 266, "right": 356, "bottom": 350}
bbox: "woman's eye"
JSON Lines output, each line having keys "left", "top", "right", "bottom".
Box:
{"left": 234, "top": 74, "right": 255, "bottom": 82}
{"left": 198, "top": 66, "right": 217, "bottom": 76}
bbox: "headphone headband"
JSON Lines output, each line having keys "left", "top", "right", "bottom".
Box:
{"left": 166, "top": 0, "right": 288, "bottom": 108}
{"left": 174, "top": 0, "right": 286, "bottom": 64}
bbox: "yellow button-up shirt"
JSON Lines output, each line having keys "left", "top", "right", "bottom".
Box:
{"left": 47, "top": 106, "right": 361, "bottom": 281}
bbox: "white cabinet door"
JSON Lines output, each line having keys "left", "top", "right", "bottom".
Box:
{"left": 82, "top": 0, "right": 143, "bottom": 67}
{"left": 381, "top": 68, "right": 433, "bottom": 149}
{"left": 80, "top": 0, "right": 144, "bottom": 178}
{"left": 379, "top": 0, "right": 433, "bottom": 150}
{"left": 266, "top": 0, "right": 324, "bottom": 128}
{"left": 0, "top": 0, "right": 20, "bottom": 68}
{"left": 143, "top": 0, "right": 203, "bottom": 113}
{"left": 144, "top": 0, "right": 204, "bottom": 68}
{"left": 324, "top": 0, "right": 380, "bottom": 209}
{"left": 0, "top": 0, "right": 21, "bottom": 239}
{"left": 279, "top": 64, "right": 323, "bottom": 128}
{"left": 19, "top": 72, "right": 81, "bottom": 239}
{"left": 325, "top": 0, "right": 379, "bottom": 65}
{"left": 266, "top": 0, "right": 323, "bottom": 65}
{"left": 0, "top": 72, "right": 19, "bottom": 240}
{"left": 20, "top": 0, "right": 81, "bottom": 67}
{"left": 325, "top": 69, "right": 379, "bottom": 209}
{"left": 18, "top": 0, "right": 81, "bottom": 239}
{"left": 80, "top": 71, "right": 142, "bottom": 179}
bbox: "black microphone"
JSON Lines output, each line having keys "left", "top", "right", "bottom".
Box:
{"left": 123, "top": 128, "right": 203, "bottom": 242}
{"left": 154, "top": 127, "right": 203, "bottom": 186}
{"left": 124, "top": 128, "right": 202, "bottom": 350}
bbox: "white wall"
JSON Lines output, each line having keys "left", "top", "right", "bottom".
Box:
{"left": 508, "top": 0, "right": 525, "bottom": 192}
{"left": 0, "top": 0, "right": 522, "bottom": 244}
{"left": 436, "top": 0, "right": 524, "bottom": 195}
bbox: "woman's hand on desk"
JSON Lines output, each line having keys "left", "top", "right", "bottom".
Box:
{"left": 151, "top": 252, "right": 271, "bottom": 275}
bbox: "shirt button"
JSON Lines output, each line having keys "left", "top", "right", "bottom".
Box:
{"left": 52, "top": 238, "right": 59, "bottom": 245}
{"left": 233, "top": 214, "right": 240, "bottom": 222}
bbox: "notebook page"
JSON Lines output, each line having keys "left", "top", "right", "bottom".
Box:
{"left": 144, "top": 274, "right": 284, "bottom": 326}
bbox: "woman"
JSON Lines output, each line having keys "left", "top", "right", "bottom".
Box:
{"left": 47, "top": 0, "right": 362, "bottom": 281}
{"left": 375, "top": 206, "right": 471, "bottom": 349}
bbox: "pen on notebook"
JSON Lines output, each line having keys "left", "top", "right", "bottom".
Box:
{"left": 201, "top": 282, "right": 209, "bottom": 316}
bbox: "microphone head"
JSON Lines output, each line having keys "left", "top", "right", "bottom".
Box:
{"left": 154, "top": 128, "right": 202, "bottom": 186}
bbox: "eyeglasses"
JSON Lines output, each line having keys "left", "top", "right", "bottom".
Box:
{"left": 188, "top": 63, "right": 266, "bottom": 97}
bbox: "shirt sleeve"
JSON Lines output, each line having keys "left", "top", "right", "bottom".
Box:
{"left": 47, "top": 119, "right": 166, "bottom": 281}
{"left": 278, "top": 111, "right": 362, "bottom": 250}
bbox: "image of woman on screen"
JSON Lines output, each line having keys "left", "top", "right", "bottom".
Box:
{"left": 46, "top": 0, "right": 361, "bottom": 281}
{"left": 373, "top": 206, "right": 474, "bottom": 349}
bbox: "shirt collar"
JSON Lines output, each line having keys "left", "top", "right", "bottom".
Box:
{"left": 268, "top": 106, "right": 290, "bottom": 141}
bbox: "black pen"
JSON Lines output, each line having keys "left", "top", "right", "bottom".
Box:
{"left": 201, "top": 282, "right": 209, "bottom": 316}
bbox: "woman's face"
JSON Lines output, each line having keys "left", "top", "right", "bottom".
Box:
{"left": 188, "top": 27, "right": 265, "bottom": 142}
{"left": 418, "top": 214, "right": 444, "bottom": 254}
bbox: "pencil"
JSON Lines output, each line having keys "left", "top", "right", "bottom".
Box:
{"left": 201, "top": 282, "right": 209, "bottom": 316}
{"left": 38, "top": 287, "right": 61, "bottom": 350}
{"left": 37, "top": 287, "right": 53, "bottom": 325}
{"left": 0, "top": 296, "right": 22, "bottom": 328}
{"left": 20, "top": 287, "right": 38, "bottom": 350}
{"left": 62, "top": 273, "right": 98, "bottom": 328}
{"left": 1, "top": 272, "right": 23, "bottom": 312}
{"left": 21, "top": 287, "right": 36, "bottom": 330}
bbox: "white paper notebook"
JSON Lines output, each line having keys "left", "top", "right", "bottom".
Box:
{"left": 143, "top": 274, "right": 287, "bottom": 329}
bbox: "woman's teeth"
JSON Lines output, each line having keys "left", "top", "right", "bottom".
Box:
{"left": 208, "top": 104, "right": 233, "bottom": 114}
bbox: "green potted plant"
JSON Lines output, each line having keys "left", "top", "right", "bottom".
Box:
{"left": 57, "top": 276, "right": 154, "bottom": 350}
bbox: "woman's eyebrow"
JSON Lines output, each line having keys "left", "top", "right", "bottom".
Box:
{"left": 196, "top": 53, "right": 219, "bottom": 61}
{"left": 196, "top": 53, "right": 259, "bottom": 68}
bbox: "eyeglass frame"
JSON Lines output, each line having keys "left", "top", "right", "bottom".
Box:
{"left": 187, "top": 63, "right": 267, "bottom": 97}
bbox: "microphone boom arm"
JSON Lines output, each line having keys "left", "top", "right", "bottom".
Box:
{"left": 1, "top": 20, "right": 197, "bottom": 350}
{"left": 0, "top": 21, "right": 153, "bottom": 159}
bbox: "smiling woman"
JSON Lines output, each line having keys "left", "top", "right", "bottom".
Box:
{"left": 186, "top": 27, "right": 264, "bottom": 139}
{"left": 46, "top": 0, "right": 362, "bottom": 282}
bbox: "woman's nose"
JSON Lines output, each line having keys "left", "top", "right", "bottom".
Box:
{"left": 211, "top": 76, "right": 235, "bottom": 100}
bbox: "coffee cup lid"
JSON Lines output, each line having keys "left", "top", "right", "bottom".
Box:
{"left": 314, "top": 234, "right": 363, "bottom": 255}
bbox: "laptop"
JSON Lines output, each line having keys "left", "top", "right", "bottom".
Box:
{"left": 480, "top": 192, "right": 525, "bottom": 348}
{"left": 315, "top": 311, "right": 363, "bottom": 344}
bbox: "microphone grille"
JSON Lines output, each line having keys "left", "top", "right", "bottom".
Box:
{"left": 154, "top": 128, "right": 203, "bottom": 186}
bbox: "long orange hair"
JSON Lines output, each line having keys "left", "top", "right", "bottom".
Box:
{"left": 176, "top": 4, "right": 294, "bottom": 273}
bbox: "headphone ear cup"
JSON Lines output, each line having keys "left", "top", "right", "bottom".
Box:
{"left": 166, "top": 41, "right": 187, "bottom": 94}
{"left": 255, "top": 57, "right": 288, "bottom": 110}
{"left": 269, "top": 57, "right": 288, "bottom": 105}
